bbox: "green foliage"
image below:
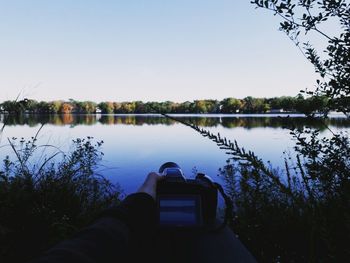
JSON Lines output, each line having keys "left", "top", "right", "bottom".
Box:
{"left": 269, "top": 96, "right": 296, "bottom": 111}
{"left": 98, "top": 102, "right": 114, "bottom": 114}
{"left": 0, "top": 96, "right": 330, "bottom": 115}
{"left": 0, "top": 137, "right": 121, "bottom": 263}
{"left": 71, "top": 100, "right": 97, "bottom": 114}
{"left": 251, "top": 0, "right": 350, "bottom": 115}
{"left": 295, "top": 94, "right": 330, "bottom": 116}
{"left": 0, "top": 99, "right": 32, "bottom": 115}
{"left": 242, "top": 97, "right": 267, "bottom": 113}
{"left": 47, "top": 101, "right": 61, "bottom": 114}
{"left": 220, "top": 98, "right": 242, "bottom": 113}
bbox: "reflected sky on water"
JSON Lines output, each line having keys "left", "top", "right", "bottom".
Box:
{"left": 0, "top": 114, "right": 349, "bottom": 194}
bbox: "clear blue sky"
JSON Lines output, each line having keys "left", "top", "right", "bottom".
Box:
{"left": 0, "top": 0, "right": 319, "bottom": 102}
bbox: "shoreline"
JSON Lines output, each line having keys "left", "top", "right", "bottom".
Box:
{"left": 0, "top": 112, "right": 348, "bottom": 118}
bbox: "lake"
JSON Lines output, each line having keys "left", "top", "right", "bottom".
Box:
{"left": 1, "top": 114, "right": 349, "bottom": 195}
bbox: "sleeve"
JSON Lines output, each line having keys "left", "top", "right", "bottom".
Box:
{"left": 29, "top": 192, "right": 156, "bottom": 263}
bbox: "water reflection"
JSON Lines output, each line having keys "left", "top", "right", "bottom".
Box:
{"left": 1, "top": 114, "right": 349, "bottom": 130}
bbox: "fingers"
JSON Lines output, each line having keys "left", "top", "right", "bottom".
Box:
{"left": 147, "top": 172, "right": 164, "bottom": 181}
{"left": 144, "top": 172, "right": 165, "bottom": 188}
{"left": 137, "top": 172, "right": 164, "bottom": 200}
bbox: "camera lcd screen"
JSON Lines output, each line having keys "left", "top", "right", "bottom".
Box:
{"left": 158, "top": 196, "right": 201, "bottom": 226}
{"left": 164, "top": 168, "right": 182, "bottom": 177}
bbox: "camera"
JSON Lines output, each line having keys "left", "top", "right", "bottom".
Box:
{"left": 156, "top": 162, "right": 218, "bottom": 228}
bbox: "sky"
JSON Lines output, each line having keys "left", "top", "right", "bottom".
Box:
{"left": 0, "top": 0, "right": 321, "bottom": 103}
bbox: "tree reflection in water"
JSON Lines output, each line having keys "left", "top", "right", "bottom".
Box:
{"left": 1, "top": 114, "right": 349, "bottom": 130}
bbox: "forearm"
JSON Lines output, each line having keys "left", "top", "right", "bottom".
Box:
{"left": 30, "top": 193, "right": 156, "bottom": 263}
{"left": 32, "top": 217, "right": 130, "bottom": 263}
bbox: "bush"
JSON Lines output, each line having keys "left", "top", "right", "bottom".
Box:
{"left": 218, "top": 128, "right": 350, "bottom": 262}
{"left": 0, "top": 136, "right": 121, "bottom": 263}
{"left": 168, "top": 114, "right": 350, "bottom": 262}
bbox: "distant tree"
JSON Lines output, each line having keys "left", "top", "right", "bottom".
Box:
{"left": 0, "top": 96, "right": 330, "bottom": 115}
{"left": 161, "top": 101, "right": 175, "bottom": 113}
{"left": 295, "top": 94, "right": 312, "bottom": 115}
{"left": 295, "top": 94, "right": 329, "bottom": 116}
{"left": 49, "top": 101, "right": 63, "bottom": 114}
{"left": 178, "top": 101, "right": 194, "bottom": 113}
{"left": 70, "top": 100, "right": 82, "bottom": 113}
{"left": 134, "top": 101, "right": 146, "bottom": 113}
{"left": 0, "top": 99, "right": 34, "bottom": 114}
{"left": 120, "top": 102, "right": 136, "bottom": 113}
{"left": 0, "top": 100, "right": 21, "bottom": 114}
{"left": 59, "top": 103, "right": 74, "bottom": 114}
{"left": 113, "top": 102, "right": 122, "bottom": 113}
{"left": 310, "top": 95, "right": 329, "bottom": 115}
{"left": 98, "top": 102, "right": 114, "bottom": 114}
{"left": 170, "top": 101, "right": 181, "bottom": 113}
{"left": 242, "top": 96, "right": 253, "bottom": 113}
{"left": 145, "top": 102, "right": 161, "bottom": 113}
{"left": 269, "top": 97, "right": 282, "bottom": 109}
{"left": 81, "top": 101, "right": 97, "bottom": 114}
{"left": 36, "top": 101, "right": 51, "bottom": 113}
{"left": 254, "top": 98, "right": 267, "bottom": 113}
{"left": 262, "top": 102, "right": 271, "bottom": 112}
{"left": 242, "top": 96, "right": 267, "bottom": 113}
{"left": 205, "top": 100, "right": 220, "bottom": 113}
{"left": 270, "top": 96, "right": 296, "bottom": 111}
{"left": 24, "top": 99, "right": 38, "bottom": 113}
{"left": 279, "top": 96, "right": 296, "bottom": 111}
{"left": 193, "top": 100, "right": 208, "bottom": 113}
{"left": 220, "top": 98, "right": 242, "bottom": 113}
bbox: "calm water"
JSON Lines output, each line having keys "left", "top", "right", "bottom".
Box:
{"left": 1, "top": 114, "right": 349, "bottom": 195}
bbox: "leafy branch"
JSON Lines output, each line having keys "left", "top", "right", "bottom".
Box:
{"left": 251, "top": 0, "right": 350, "bottom": 114}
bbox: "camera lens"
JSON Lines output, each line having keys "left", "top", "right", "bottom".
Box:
{"left": 159, "top": 162, "right": 181, "bottom": 173}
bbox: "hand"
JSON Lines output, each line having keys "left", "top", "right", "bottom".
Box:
{"left": 137, "top": 172, "right": 164, "bottom": 200}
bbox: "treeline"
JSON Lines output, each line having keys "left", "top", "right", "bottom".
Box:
{"left": 0, "top": 95, "right": 330, "bottom": 115}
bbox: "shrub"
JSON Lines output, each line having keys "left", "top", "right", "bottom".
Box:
{"left": 217, "top": 128, "right": 350, "bottom": 262}
{"left": 0, "top": 136, "right": 121, "bottom": 263}
{"left": 167, "top": 114, "right": 350, "bottom": 261}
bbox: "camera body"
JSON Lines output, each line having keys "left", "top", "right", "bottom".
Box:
{"left": 156, "top": 162, "right": 217, "bottom": 228}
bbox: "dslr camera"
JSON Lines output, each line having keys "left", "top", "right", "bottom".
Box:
{"left": 156, "top": 162, "right": 218, "bottom": 228}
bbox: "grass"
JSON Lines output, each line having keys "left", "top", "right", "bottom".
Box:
{"left": 164, "top": 113, "right": 350, "bottom": 262}
{"left": 0, "top": 136, "right": 121, "bottom": 263}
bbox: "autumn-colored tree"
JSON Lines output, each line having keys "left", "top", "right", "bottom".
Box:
{"left": 113, "top": 102, "right": 122, "bottom": 113}
{"left": 59, "top": 103, "right": 74, "bottom": 114}
{"left": 120, "top": 102, "right": 136, "bottom": 113}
